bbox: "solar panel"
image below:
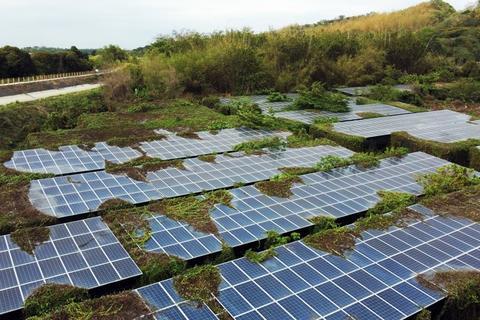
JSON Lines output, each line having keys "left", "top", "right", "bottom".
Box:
{"left": 275, "top": 103, "right": 411, "bottom": 125}
{"left": 0, "top": 217, "right": 142, "bottom": 316}
{"left": 212, "top": 205, "right": 480, "bottom": 320}
{"left": 135, "top": 152, "right": 450, "bottom": 261}
{"left": 29, "top": 145, "right": 353, "bottom": 218}
{"left": 336, "top": 84, "right": 413, "bottom": 96}
{"left": 333, "top": 110, "right": 480, "bottom": 143}
{"left": 140, "top": 128, "right": 291, "bottom": 160}
{"left": 3, "top": 143, "right": 142, "bottom": 175}
{"left": 135, "top": 279, "right": 219, "bottom": 319}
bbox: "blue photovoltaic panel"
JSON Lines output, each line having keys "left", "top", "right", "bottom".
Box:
{"left": 135, "top": 279, "right": 219, "bottom": 319}
{"left": 3, "top": 142, "right": 142, "bottom": 175}
{"left": 29, "top": 145, "right": 353, "bottom": 218}
{"left": 275, "top": 103, "right": 410, "bottom": 125}
{"left": 0, "top": 217, "right": 141, "bottom": 315}
{"left": 335, "top": 84, "right": 412, "bottom": 96}
{"left": 140, "top": 128, "right": 291, "bottom": 160}
{"left": 334, "top": 110, "right": 480, "bottom": 143}
{"left": 135, "top": 152, "right": 451, "bottom": 261}
{"left": 143, "top": 215, "right": 223, "bottom": 260}
{"left": 212, "top": 205, "right": 480, "bottom": 320}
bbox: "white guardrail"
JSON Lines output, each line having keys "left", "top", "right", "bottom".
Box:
{"left": 0, "top": 70, "right": 102, "bottom": 86}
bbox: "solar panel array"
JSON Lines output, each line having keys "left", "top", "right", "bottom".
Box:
{"left": 140, "top": 128, "right": 290, "bottom": 160}
{"left": 333, "top": 110, "right": 480, "bottom": 142}
{"left": 275, "top": 103, "right": 411, "bottom": 125}
{"left": 0, "top": 217, "right": 142, "bottom": 315}
{"left": 135, "top": 204, "right": 480, "bottom": 320}
{"left": 3, "top": 142, "right": 142, "bottom": 175}
{"left": 29, "top": 146, "right": 353, "bottom": 218}
{"left": 336, "top": 84, "right": 413, "bottom": 96}
{"left": 219, "top": 94, "right": 298, "bottom": 113}
{"left": 138, "top": 152, "right": 450, "bottom": 260}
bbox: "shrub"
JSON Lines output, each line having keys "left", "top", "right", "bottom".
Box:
{"left": 367, "top": 191, "right": 416, "bottom": 216}
{"left": 267, "top": 92, "right": 290, "bottom": 102}
{"left": 233, "top": 136, "right": 286, "bottom": 154}
{"left": 315, "top": 155, "right": 352, "bottom": 172}
{"left": 236, "top": 102, "right": 276, "bottom": 129}
{"left": 350, "top": 152, "right": 380, "bottom": 168}
{"left": 292, "top": 82, "right": 349, "bottom": 112}
{"left": 417, "top": 164, "right": 480, "bottom": 197}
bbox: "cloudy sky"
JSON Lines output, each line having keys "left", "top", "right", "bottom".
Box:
{"left": 0, "top": 0, "right": 475, "bottom": 49}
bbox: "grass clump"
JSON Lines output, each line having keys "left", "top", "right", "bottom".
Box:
{"left": 367, "top": 191, "right": 416, "bottom": 216}
{"left": 233, "top": 136, "right": 285, "bottom": 154}
{"left": 27, "top": 292, "right": 153, "bottom": 320}
{"left": 105, "top": 157, "right": 185, "bottom": 182}
{"left": 304, "top": 227, "right": 358, "bottom": 256}
{"left": 148, "top": 190, "right": 232, "bottom": 235}
{"left": 349, "top": 152, "right": 380, "bottom": 168}
{"left": 310, "top": 121, "right": 367, "bottom": 152}
{"left": 383, "top": 146, "right": 409, "bottom": 158}
{"left": 292, "top": 82, "right": 349, "bottom": 113}
{"left": 315, "top": 155, "right": 352, "bottom": 172}
{"left": 417, "top": 164, "right": 480, "bottom": 197}
{"left": 422, "top": 185, "right": 480, "bottom": 223}
{"left": 173, "top": 265, "right": 221, "bottom": 303}
{"left": 255, "top": 173, "right": 302, "bottom": 198}
{"left": 356, "top": 112, "right": 384, "bottom": 119}
{"left": 10, "top": 226, "right": 50, "bottom": 255}
{"left": 417, "top": 270, "right": 480, "bottom": 318}
{"left": 267, "top": 92, "right": 291, "bottom": 102}
{"left": 285, "top": 129, "right": 337, "bottom": 148}
{"left": 309, "top": 216, "right": 338, "bottom": 233}
{"left": 279, "top": 166, "right": 317, "bottom": 176}
{"left": 415, "top": 309, "right": 432, "bottom": 320}
{"left": 355, "top": 97, "right": 378, "bottom": 105}
{"left": 198, "top": 154, "right": 217, "bottom": 163}
{"left": 24, "top": 284, "right": 89, "bottom": 318}
{"left": 245, "top": 231, "right": 300, "bottom": 263}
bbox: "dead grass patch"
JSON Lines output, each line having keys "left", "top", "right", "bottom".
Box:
{"left": 10, "top": 226, "right": 50, "bottom": 254}
{"left": 173, "top": 265, "right": 221, "bottom": 304}
{"left": 105, "top": 157, "right": 185, "bottom": 182}
{"left": 198, "top": 154, "right": 217, "bottom": 163}
{"left": 255, "top": 176, "right": 303, "bottom": 198}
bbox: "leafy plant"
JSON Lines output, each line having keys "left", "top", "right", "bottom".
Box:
{"left": 417, "top": 164, "right": 480, "bottom": 197}
{"left": 315, "top": 155, "right": 352, "bottom": 172}
{"left": 293, "top": 82, "right": 349, "bottom": 113}
{"left": 267, "top": 92, "right": 290, "bottom": 102}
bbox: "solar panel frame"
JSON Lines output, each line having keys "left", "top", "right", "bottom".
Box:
{"left": 275, "top": 103, "right": 411, "bottom": 125}
{"left": 0, "top": 217, "right": 142, "bottom": 316}
{"left": 333, "top": 110, "right": 480, "bottom": 143}
{"left": 212, "top": 205, "right": 480, "bottom": 320}
{"left": 140, "top": 128, "right": 291, "bottom": 160}
{"left": 29, "top": 146, "right": 354, "bottom": 218}
{"left": 135, "top": 152, "right": 450, "bottom": 261}
{"left": 3, "top": 143, "right": 142, "bottom": 176}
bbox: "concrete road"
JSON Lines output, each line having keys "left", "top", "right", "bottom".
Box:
{"left": 0, "top": 83, "right": 102, "bottom": 105}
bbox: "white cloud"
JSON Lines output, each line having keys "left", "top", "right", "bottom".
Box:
{"left": 0, "top": 0, "right": 474, "bottom": 49}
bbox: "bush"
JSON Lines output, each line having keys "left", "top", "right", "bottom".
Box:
{"left": 417, "top": 164, "right": 480, "bottom": 197}
{"left": 315, "top": 155, "right": 351, "bottom": 171}
{"left": 267, "top": 92, "right": 290, "bottom": 102}
{"left": 292, "top": 82, "right": 349, "bottom": 112}
{"left": 367, "top": 191, "right": 416, "bottom": 215}
{"left": 367, "top": 85, "right": 401, "bottom": 102}
{"left": 236, "top": 102, "right": 276, "bottom": 129}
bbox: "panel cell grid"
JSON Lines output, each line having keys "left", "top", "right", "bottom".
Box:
{"left": 140, "top": 128, "right": 290, "bottom": 160}
{"left": 138, "top": 152, "right": 451, "bottom": 261}
{"left": 4, "top": 142, "right": 142, "bottom": 176}
{"left": 0, "top": 217, "right": 141, "bottom": 315}
{"left": 334, "top": 110, "right": 480, "bottom": 143}
{"left": 275, "top": 103, "right": 410, "bottom": 125}
{"left": 134, "top": 205, "right": 480, "bottom": 319}
{"left": 212, "top": 205, "right": 480, "bottom": 320}
{"left": 29, "top": 146, "right": 353, "bottom": 218}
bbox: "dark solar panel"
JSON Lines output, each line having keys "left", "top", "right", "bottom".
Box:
{"left": 135, "top": 204, "right": 479, "bottom": 319}
{"left": 333, "top": 110, "right": 480, "bottom": 143}
{"left": 0, "top": 217, "right": 141, "bottom": 315}
{"left": 140, "top": 128, "right": 290, "bottom": 160}
{"left": 3, "top": 143, "right": 142, "bottom": 175}
{"left": 29, "top": 146, "right": 353, "bottom": 218}
{"left": 135, "top": 152, "right": 450, "bottom": 260}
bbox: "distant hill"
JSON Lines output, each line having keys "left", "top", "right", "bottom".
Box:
{"left": 305, "top": 0, "right": 456, "bottom": 33}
